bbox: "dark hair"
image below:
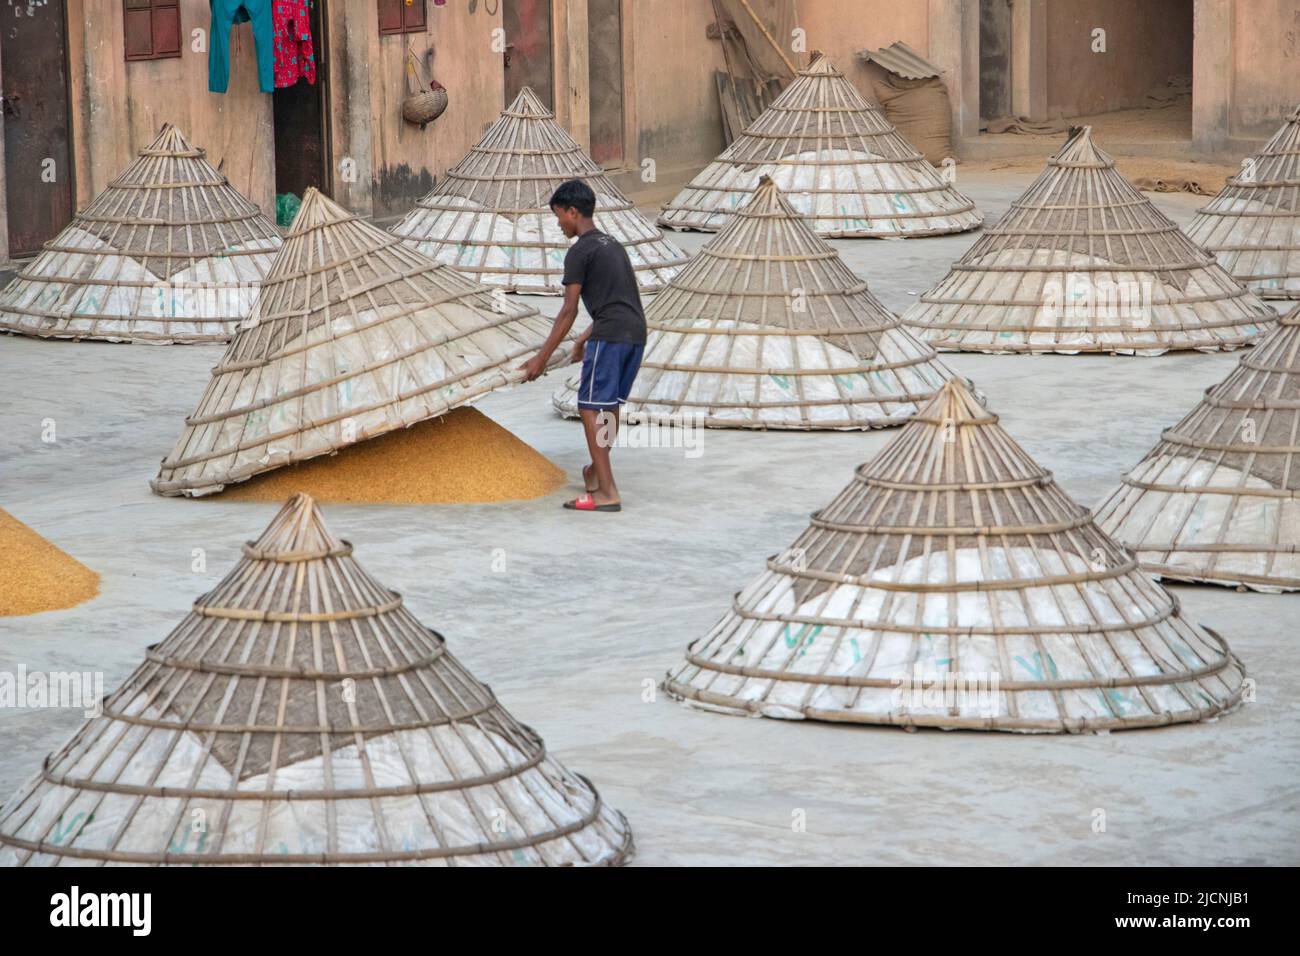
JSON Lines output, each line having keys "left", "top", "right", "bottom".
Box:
{"left": 549, "top": 179, "right": 596, "bottom": 218}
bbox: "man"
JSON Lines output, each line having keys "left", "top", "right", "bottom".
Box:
{"left": 519, "top": 180, "right": 645, "bottom": 513}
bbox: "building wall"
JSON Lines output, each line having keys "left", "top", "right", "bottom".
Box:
{"left": 625, "top": 0, "right": 726, "bottom": 176}
{"left": 1230, "top": 0, "right": 1300, "bottom": 138}
{"left": 66, "top": 0, "right": 275, "bottom": 216}
{"left": 1044, "top": 0, "right": 1193, "bottom": 118}
{"left": 796, "top": 0, "right": 929, "bottom": 86}
{"left": 329, "top": 0, "right": 509, "bottom": 220}
{"left": 15, "top": 0, "right": 1292, "bottom": 263}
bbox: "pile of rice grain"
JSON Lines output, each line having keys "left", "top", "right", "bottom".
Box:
{"left": 0, "top": 509, "right": 100, "bottom": 617}
{"left": 220, "top": 407, "right": 567, "bottom": 504}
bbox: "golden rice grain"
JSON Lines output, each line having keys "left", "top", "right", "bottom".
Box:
{"left": 219, "top": 407, "right": 566, "bottom": 504}
{"left": 0, "top": 509, "right": 100, "bottom": 617}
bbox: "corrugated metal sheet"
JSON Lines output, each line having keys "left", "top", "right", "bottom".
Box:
{"left": 856, "top": 41, "right": 942, "bottom": 80}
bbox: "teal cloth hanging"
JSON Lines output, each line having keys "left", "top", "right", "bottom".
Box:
{"left": 209, "top": 0, "right": 275, "bottom": 94}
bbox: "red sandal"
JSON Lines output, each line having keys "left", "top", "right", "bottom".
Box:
{"left": 563, "top": 493, "right": 622, "bottom": 512}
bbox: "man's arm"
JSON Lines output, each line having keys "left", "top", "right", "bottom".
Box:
{"left": 520, "top": 282, "right": 584, "bottom": 382}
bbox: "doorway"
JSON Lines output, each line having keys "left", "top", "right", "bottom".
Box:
{"left": 272, "top": 0, "right": 330, "bottom": 226}
{"left": 502, "top": 0, "right": 554, "bottom": 108}
{"left": 1, "top": 0, "right": 74, "bottom": 258}
{"left": 587, "top": 0, "right": 625, "bottom": 167}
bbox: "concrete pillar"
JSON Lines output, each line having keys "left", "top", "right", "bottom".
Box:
{"left": 1192, "top": 0, "right": 1233, "bottom": 155}
{"left": 928, "top": 0, "right": 980, "bottom": 144}
{"left": 0, "top": 34, "right": 8, "bottom": 265}
{"left": 1011, "top": 0, "right": 1047, "bottom": 120}
{"left": 327, "top": 0, "right": 375, "bottom": 215}
{"left": 620, "top": 0, "right": 638, "bottom": 172}
{"left": 553, "top": 0, "right": 591, "bottom": 152}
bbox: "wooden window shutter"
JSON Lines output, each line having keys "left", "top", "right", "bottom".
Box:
{"left": 123, "top": 1, "right": 182, "bottom": 62}
{"left": 404, "top": 0, "right": 428, "bottom": 31}
{"left": 123, "top": 0, "right": 155, "bottom": 59}
{"left": 153, "top": 2, "right": 181, "bottom": 57}
{"left": 380, "top": 0, "right": 428, "bottom": 35}
{"left": 378, "top": 0, "right": 405, "bottom": 34}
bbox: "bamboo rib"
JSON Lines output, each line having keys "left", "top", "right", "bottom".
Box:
{"left": 902, "top": 126, "right": 1277, "bottom": 355}
{"left": 152, "top": 188, "right": 565, "bottom": 498}
{"left": 0, "top": 124, "right": 282, "bottom": 344}
{"left": 1095, "top": 303, "right": 1300, "bottom": 591}
{"left": 554, "top": 176, "right": 966, "bottom": 430}
{"left": 389, "top": 87, "right": 687, "bottom": 295}
{"left": 662, "top": 378, "right": 1248, "bottom": 732}
{"left": 1185, "top": 105, "right": 1300, "bottom": 300}
{"left": 0, "top": 494, "right": 633, "bottom": 866}
{"left": 658, "top": 53, "right": 982, "bottom": 238}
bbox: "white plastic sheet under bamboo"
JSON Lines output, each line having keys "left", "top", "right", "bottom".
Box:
{"left": 552, "top": 318, "right": 949, "bottom": 428}
{"left": 393, "top": 194, "right": 682, "bottom": 293}
{"left": 664, "top": 149, "right": 978, "bottom": 236}
{"left": 670, "top": 548, "right": 1234, "bottom": 727}
{"left": 1100, "top": 454, "right": 1300, "bottom": 592}
{"left": 1186, "top": 196, "right": 1300, "bottom": 299}
{"left": 903, "top": 248, "right": 1274, "bottom": 354}
{"left": 0, "top": 698, "right": 625, "bottom": 866}
{"left": 0, "top": 229, "right": 274, "bottom": 342}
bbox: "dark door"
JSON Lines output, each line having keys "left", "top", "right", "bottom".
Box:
{"left": 503, "top": 0, "right": 553, "bottom": 108}
{"left": 588, "top": 0, "right": 624, "bottom": 166}
{"left": 273, "top": 0, "right": 330, "bottom": 225}
{"left": 1, "top": 0, "right": 74, "bottom": 257}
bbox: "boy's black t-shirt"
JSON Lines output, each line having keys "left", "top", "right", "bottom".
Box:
{"left": 562, "top": 229, "right": 646, "bottom": 344}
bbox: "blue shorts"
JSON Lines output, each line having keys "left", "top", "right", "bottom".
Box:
{"left": 577, "top": 340, "right": 644, "bottom": 410}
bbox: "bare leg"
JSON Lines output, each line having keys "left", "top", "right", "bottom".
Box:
{"left": 579, "top": 406, "right": 620, "bottom": 505}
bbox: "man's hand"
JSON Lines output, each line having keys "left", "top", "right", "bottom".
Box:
{"left": 518, "top": 353, "right": 548, "bottom": 382}
{"left": 570, "top": 338, "right": 585, "bottom": 366}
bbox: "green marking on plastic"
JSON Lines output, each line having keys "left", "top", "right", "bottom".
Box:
{"left": 782, "top": 622, "right": 823, "bottom": 659}
{"left": 167, "top": 824, "right": 210, "bottom": 857}
{"left": 921, "top": 633, "right": 951, "bottom": 670}
{"left": 1098, "top": 687, "right": 1136, "bottom": 716}
{"left": 850, "top": 637, "right": 862, "bottom": 664}
{"left": 50, "top": 811, "right": 94, "bottom": 846}
{"left": 1013, "top": 651, "right": 1059, "bottom": 682}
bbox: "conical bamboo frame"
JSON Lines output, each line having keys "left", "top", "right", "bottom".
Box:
{"left": 658, "top": 53, "right": 982, "bottom": 238}
{"left": 1095, "top": 303, "right": 1300, "bottom": 592}
{"left": 553, "top": 175, "right": 961, "bottom": 429}
{"left": 0, "top": 124, "right": 282, "bottom": 344}
{"left": 664, "top": 379, "right": 1247, "bottom": 732}
{"left": 0, "top": 494, "right": 633, "bottom": 866}
{"left": 1185, "top": 105, "right": 1300, "bottom": 300}
{"left": 152, "top": 188, "right": 563, "bottom": 497}
{"left": 902, "top": 126, "right": 1277, "bottom": 355}
{"left": 389, "top": 86, "right": 687, "bottom": 294}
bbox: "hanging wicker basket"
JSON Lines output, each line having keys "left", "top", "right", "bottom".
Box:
{"left": 403, "top": 47, "right": 447, "bottom": 129}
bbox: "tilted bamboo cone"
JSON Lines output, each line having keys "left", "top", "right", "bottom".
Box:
{"left": 664, "top": 378, "right": 1247, "bottom": 732}
{"left": 902, "top": 126, "right": 1277, "bottom": 354}
{"left": 0, "top": 123, "right": 281, "bottom": 344}
{"left": 658, "top": 53, "right": 982, "bottom": 238}
{"left": 153, "top": 188, "right": 563, "bottom": 497}
{"left": 1185, "top": 105, "right": 1300, "bottom": 300}
{"left": 553, "top": 175, "right": 963, "bottom": 429}
{"left": 1095, "top": 303, "right": 1300, "bottom": 591}
{"left": 0, "top": 494, "right": 633, "bottom": 865}
{"left": 389, "top": 87, "right": 687, "bottom": 294}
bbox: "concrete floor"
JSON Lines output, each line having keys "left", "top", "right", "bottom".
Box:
{"left": 1, "top": 170, "right": 1297, "bottom": 865}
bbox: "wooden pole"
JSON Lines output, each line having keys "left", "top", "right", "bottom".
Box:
{"left": 733, "top": 0, "right": 797, "bottom": 77}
